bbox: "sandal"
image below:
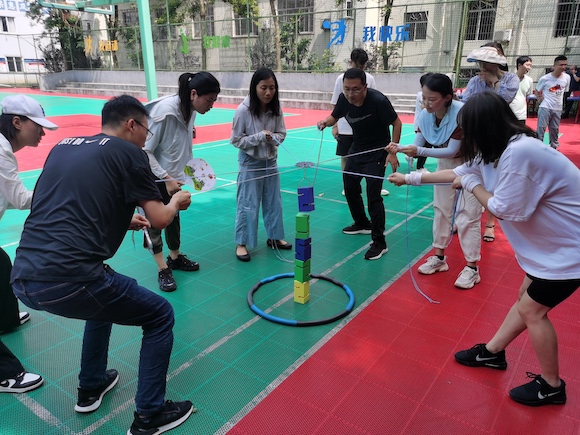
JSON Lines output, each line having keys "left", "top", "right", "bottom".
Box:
{"left": 482, "top": 224, "right": 495, "bottom": 242}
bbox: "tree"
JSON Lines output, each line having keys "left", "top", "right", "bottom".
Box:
{"left": 335, "top": 0, "right": 396, "bottom": 70}
{"left": 380, "top": 0, "right": 395, "bottom": 70}
{"left": 268, "top": 0, "right": 282, "bottom": 71}
{"left": 176, "top": 0, "right": 258, "bottom": 70}
{"left": 26, "top": 4, "right": 101, "bottom": 71}
{"left": 249, "top": 28, "right": 277, "bottom": 70}
{"left": 279, "top": 17, "right": 311, "bottom": 70}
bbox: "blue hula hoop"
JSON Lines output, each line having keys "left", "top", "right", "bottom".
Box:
{"left": 247, "top": 273, "right": 355, "bottom": 327}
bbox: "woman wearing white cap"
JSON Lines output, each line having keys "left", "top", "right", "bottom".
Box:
{"left": 0, "top": 94, "right": 57, "bottom": 393}
{"left": 462, "top": 42, "right": 520, "bottom": 105}
{"left": 462, "top": 42, "right": 520, "bottom": 243}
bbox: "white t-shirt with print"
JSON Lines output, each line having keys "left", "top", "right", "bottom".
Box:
{"left": 454, "top": 135, "right": 580, "bottom": 279}
{"left": 536, "top": 72, "right": 570, "bottom": 111}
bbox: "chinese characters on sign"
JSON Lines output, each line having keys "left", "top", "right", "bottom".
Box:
{"left": 322, "top": 19, "right": 410, "bottom": 47}
{"left": 202, "top": 35, "right": 230, "bottom": 49}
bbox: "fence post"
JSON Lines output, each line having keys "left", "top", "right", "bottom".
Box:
{"left": 452, "top": 0, "right": 469, "bottom": 88}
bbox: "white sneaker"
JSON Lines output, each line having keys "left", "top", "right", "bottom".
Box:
{"left": 381, "top": 189, "right": 389, "bottom": 196}
{"left": 19, "top": 312, "right": 30, "bottom": 325}
{"left": 418, "top": 256, "right": 449, "bottom": 275}
{"left": 341, "top": 189, "right": 345, "bottom": 196}
{"left": 417, "top": 168, "right": 430, "bottom": 174}
{"left": 454, "top": 266, "right": 481, "bottom": 289}
{"left": 0, "top": 372, "right": 44, "bottom": 393}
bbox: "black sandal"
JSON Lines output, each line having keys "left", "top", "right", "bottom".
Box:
{"left": 482, "top": 224, "right": 495, "bottom": 242}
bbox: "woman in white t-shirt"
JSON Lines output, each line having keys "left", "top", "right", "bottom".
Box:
{"left": 389, "top": 74, "right": 482, "bottom": 290}
{"left": 388, "top": 91, "right": 580, "bottom": 408}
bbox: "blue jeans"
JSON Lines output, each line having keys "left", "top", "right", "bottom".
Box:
{"left": 12, "top": 265, "right": 174, "bottom": 415}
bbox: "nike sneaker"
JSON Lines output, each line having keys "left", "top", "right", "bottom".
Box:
{"left": 509, "top": 372, "right": 566, "bottom": 406}
{"left": 454, "top": 343, "right": 507, "bottom": 370}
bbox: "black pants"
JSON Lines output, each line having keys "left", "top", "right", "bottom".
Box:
{"left": 0, "top": 247, "right": 19, "bottom": 332}
{"left": 0, "top": 339, "right": 24, "bottom": 380}
{"left": 416, "top": 144, "right": 433, "bottom": 169}
{"left": 343, "top": 158, "right": 386, "bottom": 246}
{"left": 149, "top": 179, "right": 181, "bottom": 255}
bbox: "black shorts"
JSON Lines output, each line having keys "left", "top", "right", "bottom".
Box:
{"left": 336, "top": 134, "right": 354, "bottom": 156}
{"left": 525, "top": 273, "right": 580, "bottom": 308}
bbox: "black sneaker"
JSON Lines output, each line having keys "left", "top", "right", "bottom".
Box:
{"left": 0, "top": 371, "right": 44, "bottom": 393}
{"left": 509, "top": 372, "right": 566, "bottom": 406}
{"left": 158, "top": 268, "right": 177, "bottom": 292}
{"left": 364, "top": 243, "right": 388, "bottom": 260}
{"left": 127, "top": 400, "right": 196, "bottom": 435}
{"left": 166, "top": 254, "right": 199, "bottom": 272}
{"left": 75, "top": 369, "right": 119, "bottom": 413}
{"left": 342, "top": 223, "right": 372, "bottom": 235}
{"left": 454, "top": 343, "right": 507, "bottom": 370}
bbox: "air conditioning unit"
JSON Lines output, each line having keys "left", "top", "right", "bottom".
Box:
{"left": 493, "top": 29, "right": 512, "bottom": 42}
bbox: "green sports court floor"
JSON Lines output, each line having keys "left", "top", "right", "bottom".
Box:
{"left": 1, "top": 90, "right": 579, "bottom": 435}
{"left": 0, "top": 91, "right": 436, "bottom": 434}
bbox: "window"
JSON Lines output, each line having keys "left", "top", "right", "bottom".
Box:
{"left": 405, "top": 11, "right": 428, "bottom": 41}
{"left": 194, "top": 4, "right": 215, "bottom": 37}
{"left": 234, "top": 13, "right": 258, "bottom": 36}
{"left": 466, "top": 0, "right": 497, "bottom": 41}
{"left": 345, "top": 0, "right": 353, "bottom": 18}
{"left": 0, "top": 16, "right": 15, "bottom": 32}
{"left": 278, "top": 0, "right": 314, "bottom": 33}
{"left": 7, "top": 56, "right": 22, "bottom": 72}
{"left": 555, "top": 0, "right": 580, "bottom": 37}
{"left": 122, "top": 10, "right": 139, "bottom": 26}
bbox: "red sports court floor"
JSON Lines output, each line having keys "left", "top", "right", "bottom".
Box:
{"left": 2, "top": 89, "right": 580, "bottom": 434}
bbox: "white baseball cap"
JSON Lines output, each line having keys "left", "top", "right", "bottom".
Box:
{"left": 0, "top": 95, "right": 58, "bottom": 130}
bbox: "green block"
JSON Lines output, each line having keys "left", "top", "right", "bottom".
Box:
{"left": 296, "top": 230, "right": 310, "bottom": 240}
{"left": 295, "top": 213, "right": 310, "bottom": 233}
{"left": 294, "top": 267, "right": 310, "bottom": 282}
{"left": 295, "top": 259, "right": 311, "bottom": 274}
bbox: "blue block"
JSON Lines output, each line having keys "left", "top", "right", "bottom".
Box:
{"left": 295, "top": 243, "right": 312, "bottom": 261}
{"left": 298, "top": 186, "right": 315, "bottom": 212}
{"left": 296, "top": 237, "right": 311, "bottom": 247}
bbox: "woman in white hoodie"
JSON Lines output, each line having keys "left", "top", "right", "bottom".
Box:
{"left": 231, "top": 68, "right": 289, "bottom": 262}
{"left": 144, "top": 72, "right": 220, "bottom": 291}
{"left": 0, "top": 95, "right": 53, "bottom": 393}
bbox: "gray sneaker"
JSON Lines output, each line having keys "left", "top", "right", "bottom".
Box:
{"left": 418, "top": 256, "right": 449, "bottom": 275}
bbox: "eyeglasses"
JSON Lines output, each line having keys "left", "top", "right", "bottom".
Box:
{"left": 421, "top": 97, "right": 443, "bottom": 106}
{"left": 134, "top": 119, "right": 154, "bottom": 140}
{"left": 343, "top": 87, "right": 365, "bottom": 95}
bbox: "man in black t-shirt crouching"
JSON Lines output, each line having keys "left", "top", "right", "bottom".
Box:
{"left": 11, "top": 95, "right": 196, "bottom": 435}
{"left": 318, "top": 68, "right": 402, "bottom": 260}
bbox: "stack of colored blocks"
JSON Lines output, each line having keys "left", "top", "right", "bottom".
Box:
{"left": 295, "top": 186, "right": 314, "bottom": 304}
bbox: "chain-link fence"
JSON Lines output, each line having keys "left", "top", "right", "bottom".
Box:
{"left": 28, "top": 0, "right": 580, "bottom": 84}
